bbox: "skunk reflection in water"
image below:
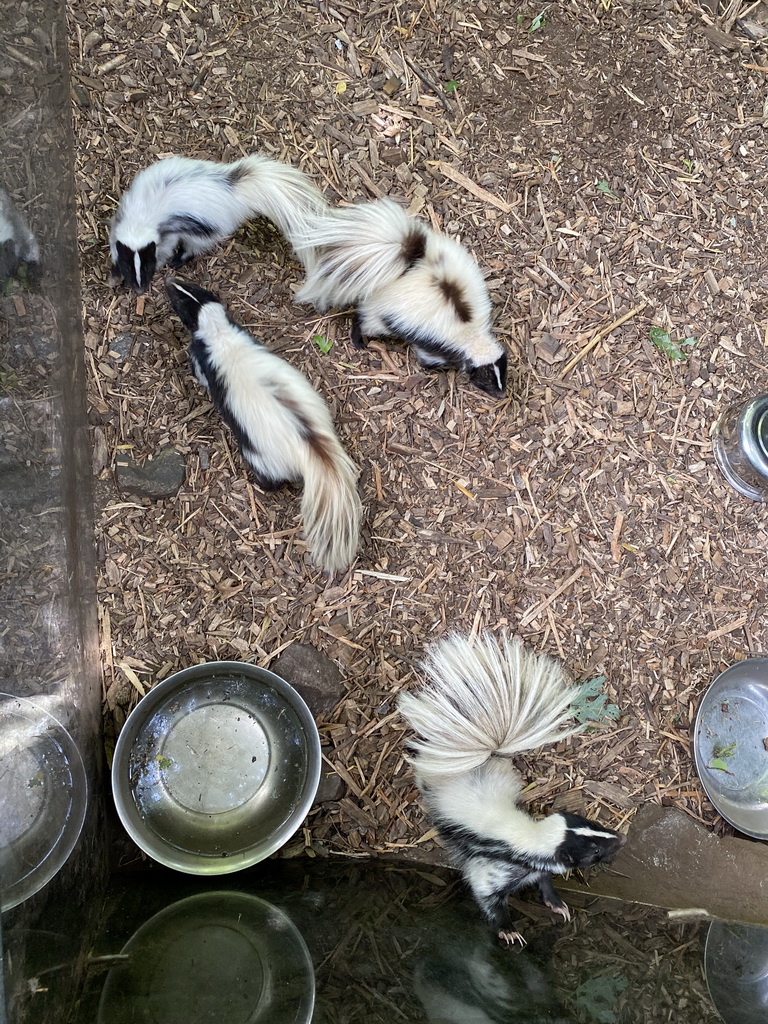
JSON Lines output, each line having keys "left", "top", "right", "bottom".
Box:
{"left": 412, "top": 918, "right": 575, "bottom": 1024}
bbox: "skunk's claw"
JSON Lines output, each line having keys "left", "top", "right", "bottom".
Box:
{"left": 498, "top": 930, "right": 527, "bottom": 948}
{"left": 545, "top": 900, "right": 571, "bottom": 923}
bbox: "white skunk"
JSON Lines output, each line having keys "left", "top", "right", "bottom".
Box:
{"left": 398, "top": 632, "right": 625, "bottom": 946}
{"left": 110, "top": 154, "right": 326, "bottom": 293}
{"left": 166, "top": 278, "right": 362, "bottom": 573}
{"left": 293, "top": 199, "right": 508, "bottom": 398}
{"left": 0, "top": 186, "right": 41, "bottom": 285}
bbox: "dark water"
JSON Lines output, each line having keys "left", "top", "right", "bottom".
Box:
{"left": 71, "top": 859, "right": 721, "bottom": 1024}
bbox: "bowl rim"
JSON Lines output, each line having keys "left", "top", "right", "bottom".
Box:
{"left": 111, "top": 660, "right": 321, "bottom": 873}
{"left": 0, "top": 693, "right": 88, "bottom": 910}
{"left": 97, "top": 890, "right": 316, "bottom": 1024}
{"left": 693, "top": 657, "right": 768, "bottom": 841}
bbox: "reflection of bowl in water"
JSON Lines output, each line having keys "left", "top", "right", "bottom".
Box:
{"left": 0, "top": 693, "right": 87, "bottom": 911}
{"left": 705, "top": 920, "right": 768, "bottom": 1024}
{"left": 693, "top": 659, "right": 768, "bottom": 840}
{"left": 111, "top": 662, "right": 321, "bottom": 873}
{"left": 97, "top": 891, "right": 315, "bottom": 1024}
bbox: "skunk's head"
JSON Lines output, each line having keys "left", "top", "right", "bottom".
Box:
{"left": 468, "top": 351, "right": 507, "bottom": 399}
{"left": 111, "top": 238, "right": 157, "bottom": 295}
{"left": 165, "top": 277, "right": 221, "bottom": 331}
{"left": 554, "top": 813, "right": 625, "bottom": 872}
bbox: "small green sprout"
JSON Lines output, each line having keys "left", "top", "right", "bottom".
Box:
{"left": 312, "top": 334, "right": 333, "bottom": 354}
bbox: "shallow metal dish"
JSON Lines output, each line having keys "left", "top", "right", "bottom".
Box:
{"left": 0, "top": 693, "right": 87, "bottom": 910}
{"left": 112, "top": 662, "right": 321, "bottom": 873}
{"left": 694, "top": 658, "right": 768, "bottom": 840}
{"left": 97, "top": 890, "right": 315, "bottom": 1024}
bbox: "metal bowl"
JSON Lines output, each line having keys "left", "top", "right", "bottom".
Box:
{"left": 0, "top": 693, "right": 87, "bottom": 911}
{"left": 705, "top": 920, "right": 768, "bottom": 1024}
{"left": 712, "top": 392, "right": 768, "bottom": 501}
{"left": 111, "top": 662, "right": 321, "bottom": 873}
{"left": 97, "top": 890, "right": 315, "bottom": 1024}
{"left": 694, "top": 658, "right": 768, "bottom": 840}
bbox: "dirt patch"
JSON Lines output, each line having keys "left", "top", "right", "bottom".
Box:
{"left": 61, "top": 0, "right": 768, "bottom": 869}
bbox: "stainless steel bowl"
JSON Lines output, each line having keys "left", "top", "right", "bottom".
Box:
{"left": 694, "top": 658, "right": 768, "bottom": 840}
{"left": 97, "top": 890, "right": 315, "bottom": 1024}
{"left": 705, "top": 920, "right": 768, "bottom": 1024}
{"left": 712, "top": 393, "right": 768, "bottom": 501}
{"left": 111, "top": 662, "right": 321, "bottom": 873}
{"left": 0, "top": 693, "right": 87, "bottom": 910}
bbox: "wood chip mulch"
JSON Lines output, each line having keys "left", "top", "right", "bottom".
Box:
{"left": 64, "top": 0, "right": 768, "bottom": 865}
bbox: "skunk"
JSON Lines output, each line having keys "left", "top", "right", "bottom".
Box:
{"left": 398, "top": 632, "right": 625, "bottom": 947}
{"left": 293, "top": 199, "right": 508, "bottom": 398}
{"left": 0, "top": 186, "right": 41, "bottom": 285}
{"left": 414, "top": 928, "right": 576, "bottom": 1024}
{"left": 110, "top": 154, "right": 326, "bottom": 294}
{"left": 166, "top": 277, "right": 362, "bottom": 573}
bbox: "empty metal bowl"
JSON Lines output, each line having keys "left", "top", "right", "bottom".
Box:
{"left": 111, "top": 662, "right": 321, "bottom": 873}
{"left": 694, "top": 658, "right": 768, "bottom": 840}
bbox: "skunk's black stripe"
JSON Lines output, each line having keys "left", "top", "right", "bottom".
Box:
{"left": 162, "top": 213, "right": 217, "bottom": 237}
{"left": 438, "top": 278, "right": 472, "bottom": 322}
{"left": 227, "top": 163, "right": 250, "bottom": 187}
{"left": 382, "top": 315, "right": 464, "bottom": 364}
{"left": 400, "top": 228, "right": 427, "bottom": 270}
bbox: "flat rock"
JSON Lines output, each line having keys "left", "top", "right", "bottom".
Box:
{"left": 560, "top": 803, "right": 768, "bottom": 925}
{"left": 115, "top": 447, "right": 185, "bottom": 500}
{"left": 271, "top": 643, "right": 345, "bottom": 718}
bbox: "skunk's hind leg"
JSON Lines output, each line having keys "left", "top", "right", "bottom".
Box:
{"left": 350, "top": 311, "right": 368, "bottom": 350}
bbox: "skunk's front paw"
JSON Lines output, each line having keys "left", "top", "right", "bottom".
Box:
{"left": 167, "top": 244, "right": 193, "bottom": 270}
{"left": 498, "top": 930, "right": 527, "bottom": 948}
{"left": 545, "top": 900, "right": 571, "bottom": 923}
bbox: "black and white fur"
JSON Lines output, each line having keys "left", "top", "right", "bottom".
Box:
{"left": 398, "top": 632, "right": 625, "bottom": 946}
{"left": 0, "top": 186, "right": 41, "bottom": 285}
{"left": 293, "top": 199, "right": 508, "bottom": 398}
{"left": 110, "top": 154, "right": 326, "bottom": 294}
{"left": 166, "top": 278, "right": 362, "bottom": 573}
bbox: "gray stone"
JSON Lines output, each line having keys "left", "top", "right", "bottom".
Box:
{"left": 271, "top": 643, "right": 345, "bottom": 718}
{"left": 314, "top": 771, "right": 345, "bottom": 804}
{"left": 109, "top": 332, "right": 133, "bottom": 360}
{"left": 115, "top": 447, "right": 185, "bottom": 500}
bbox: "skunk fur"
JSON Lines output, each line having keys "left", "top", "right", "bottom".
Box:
{"left": 166, "top": 278, "right": 362, "bottom": 573}
{"left": 293, "top": 199, "right": 508, "bottom": 398}
{"left": 110, "top": 154, "right": 326, "bottom": 293}
{"left": 398, "top": 632, "right": 625, "bottom": 946}
{"left": 0, "top": 186, "right": 41, "bottom": 285}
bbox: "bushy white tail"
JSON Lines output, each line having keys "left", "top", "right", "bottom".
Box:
{"left": 294, "top": 199, "right": 423, "bottom": 308}
{"left": 398, "top": 632, "right": 581, "bottom": 782}
{"left": 236, "top": 155, "right": 328, "bottom": 261}
{"left": 300, "top": 437, "right": 363, "bottom": 573}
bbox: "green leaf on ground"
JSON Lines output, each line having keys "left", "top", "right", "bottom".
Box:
{"left": 649, "top": 326, "right": 685, "bottom": 360}
{"left": 570, "top": 676, "right": 621, "bottom": 725}
{"left": 312, "top": 334, "right": 333, "bottom": 354}
{"left": 596, "top": 180, "right": 620, "bottom": 199}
